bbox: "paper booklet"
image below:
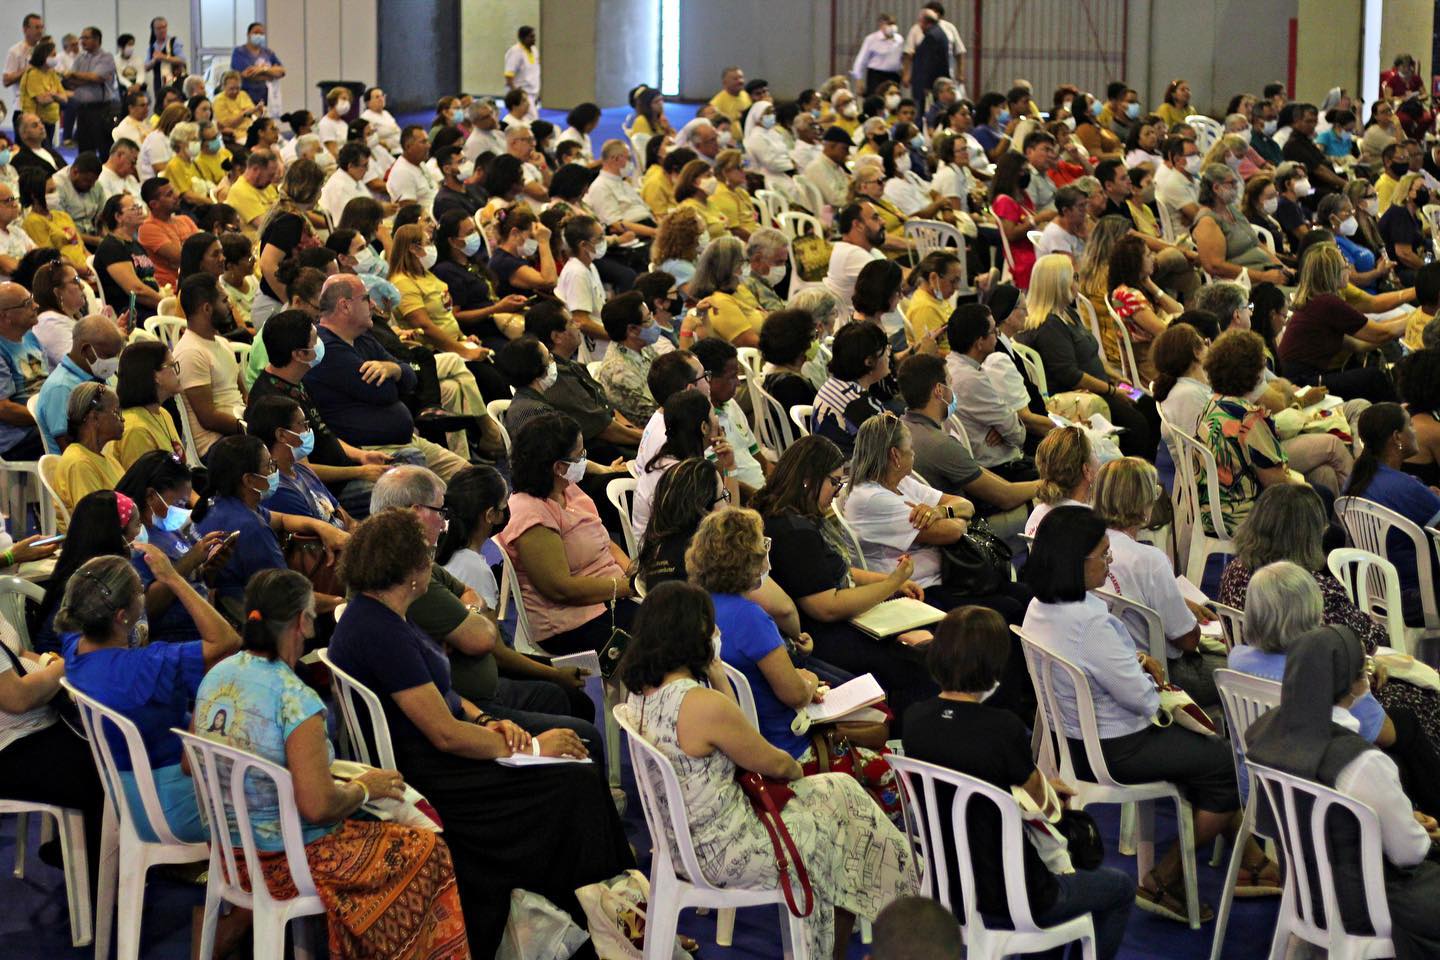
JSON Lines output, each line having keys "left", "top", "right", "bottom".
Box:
{"left": 1176, "top": 575, "right": 1224, "bottom": 638}
{"left": 851, "top": 597, "right": 945, "bottom": 637}
{"left": 805, "top": 673, "right": 886, "bottom": 724}
{"left": 495, "top": 753, "right": 589, "bottom": 767}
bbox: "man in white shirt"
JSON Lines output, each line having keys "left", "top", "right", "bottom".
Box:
{"left": 505, "top": 125, "right": 550, "bottom": 208}
{"left": 585, "top": 140, "right": 657, "bottom": 241}
{"left": 96, "top": 138, "right": 142, "bottom": 203}
{"left": 692, "top": 338, "right": 771, "bottom": 490}
{"left": 1155, "top": 137, "right": 1202, "bottom": 232}
{"left": 173, "top": 274, "right": 245, "bottom": 457}
{"left": 1035, "top": 186, "right": 1088, "bottom": 261}
{"left": 387, "top": 124, "right": 438, "bottom": 215}
{"left": 824, "top": 201, "right": 886, "bottom": 312}
{"left": 902, "top": 2, "right": 965, "bottom": 98}
{"left": 320, "top": 142, "right": 374, "bottom": 226}
{"left": 790, "top": 113, "right": 822, "bottom": 174}
{"left": 503, "top": 26, "right": 541, "bottom": 107}
{"left": 944, "top": 303, "right": 1028, "bottom": 471}
{"left": 556, "top": 215, "right": 609, "bottom": 344}
{"left": 3, "top": 13, "right": 42, "bottom": 132}
{"left": 0, "top": 183, "right": 34, "bottom": 279}
{"left": 805, "top": 126, "right": 855, "bottom": 211}
{"left": 462, "top": 99, "right": 507, "bottom": 162}
{"left": 851, "top": 13, "right": 904, "bottom": 95}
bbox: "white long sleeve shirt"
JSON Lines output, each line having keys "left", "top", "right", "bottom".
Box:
{"left": 945, "top": 351, "right": 1025, "bottom": 467}
{"left": 584, "top": 170, "right": 652, "bottom": 226}
{"left": 1330, "top": 708, "right": 1432, "bottom": 868}
{"left": 851, "top": 29, "right": 904, "bottom": 78}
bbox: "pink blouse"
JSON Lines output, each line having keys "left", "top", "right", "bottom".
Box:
{"left": 496, "top": 485, "right": 625, "bottom": 643}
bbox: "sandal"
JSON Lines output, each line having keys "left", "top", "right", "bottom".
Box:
{"left": 1135, "top": 870, "right": 1214, "bottom": 924}
{"left": 678, "top": 935, "right": 700, "bottom": 953}
{"left": 1234, "top": 859, "right": 1283, "bottom": 898}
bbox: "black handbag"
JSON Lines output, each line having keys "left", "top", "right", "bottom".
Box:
{"left": 939, "top": 518, "right": 1013, "bottom": 596}
{"left": 597, "top": 579, "right": 633, "bottom": 680}
{"left": 1057, "top": 808, "right": 1105, "bottom": 870}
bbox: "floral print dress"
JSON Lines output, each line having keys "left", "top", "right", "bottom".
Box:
{"left": 1199, "top": 395, "right": 1290, "bottom": 535}
{"left": 627, "top": 679, "right": 917, "bottom": 957}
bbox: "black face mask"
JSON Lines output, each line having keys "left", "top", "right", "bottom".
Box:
{"left": 1391, "top": 163, "right": 1409, "bottom": 178}
{"left": 1018, "top": 171, "right": 1032, "bottom": 189}
{"left": 1417, "top": 188, "right": 1432, "bottom": 207}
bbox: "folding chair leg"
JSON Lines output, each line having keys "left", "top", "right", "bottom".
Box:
{"left": 11, "top": 811, "right": 26, "bottom": 878}
{"left": 59, "top": 808, "right": 92, "bottom": 946}
{"left": 715, "top": 907, "right": 736, "bottom": 946}
{"left": 1118, "top": 801, "right": 1138, "bottom": 856}
{"left": 1210, "top": 804, "right": 1253, "bottom": 960}
{"left": 1176, "top": 798, "right": 1201, "bottom": 930}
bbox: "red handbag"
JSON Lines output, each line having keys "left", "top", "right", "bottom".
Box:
{"left": 735, "top": 772, "right": 814, "bottom": 917}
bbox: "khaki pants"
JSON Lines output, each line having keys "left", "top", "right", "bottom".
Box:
{"left": 1153, "top": 247, "right": 1202, "bottom": 305}
{"left": 434, "top": 352, "right": 485, "bottom": 460}
{"left": 364, "top": 435, "right": 470, "bottom": 482}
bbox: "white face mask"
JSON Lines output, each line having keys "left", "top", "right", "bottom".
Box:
{"left": 335, "top": 99, "right": 351, "bottom": 115}
{"left": 520, "top": 237, "right": 539, "bottom": 257}
{"left": 1063, "top": 116, "right": 1077, "bottom": 131}
{"left": 700, "top": 177, "right": 718, "bottom": 196}
{"left": 88, "top": 348, "right": 119, "bottom": 380}
{"left": 1262, "top": 196, "right": 1279, "bottom": 215}
{"left": 1263, "top": 119, "right": 1278, "bottom": 136}
{"left": 884, "top": 93, "right": 901, "bottom": 111}
{"left": 1338, "top": 215, "right": 1359, "bottom": 237}
{"left": 841, "top": 103, "right": 859, "bottom": 119}
{"left": 764, "top": 263, "right": 786, "bottom": 285}
{"left": 419, "top": 244, "right": 438, "bottom": 269}
{"left": 1183, "top": 154, "right": 1202, "bottom": 174}
{"left": 185, "top": 141, "right": 200, "bottom": 158}
{"left": 539, "top": 360, "right": 558, "bottom": 390}
{"left": 896, "top": 154, "right": 911, "bottom": 174}
{"left": 458, "top": 159, "right": 475, "bottom": 179}
{"left": 1364, "top": 197, "right": 1379, "bottom": 216}
{"left": 562, "top": 458, "right": 587, "bottom": 484}
{"left": 1294, "top": 178, "right": 1314, "bottom": 198}
{"left": 717, "top": 131, "right": 734, "bottom": 147}
{"left": 591, "top": 239, "right": 608, "bottom": 259}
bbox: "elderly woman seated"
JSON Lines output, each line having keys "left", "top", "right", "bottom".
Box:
{"left": 1021, "top": 506, "right": 1275, "bottom": 920}
{"left": 1191, "top": 164, "right": 1289, "bottom": 286}
{"left": 1244, "top": 625, "right": 1440, "bottom": 958}
{"left": 53, "top": 382, "right": 125, "bottom": 522}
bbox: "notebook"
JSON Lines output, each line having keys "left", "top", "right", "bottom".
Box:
{"left": 851, "top": 597, "right": 946, "bottom": 638}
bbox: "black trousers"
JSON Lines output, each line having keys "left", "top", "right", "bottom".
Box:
{"left": 865, "top": 69, "right": 901, "bottom": 96}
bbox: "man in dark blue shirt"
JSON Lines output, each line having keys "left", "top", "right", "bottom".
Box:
{"left": 302, "top": 274, "right": 469, "bottom": 480}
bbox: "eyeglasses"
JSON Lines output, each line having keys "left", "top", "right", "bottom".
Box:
{"left": 416, "top": 502, "right": 453, "bottom": 522}
{"left": 688, "top": 371, "right": 712, "bottom": 385}
{"left": 711, "top": 488, "right": 732, "bottom": 506}
{"left": 825, "top": 472, "right": 849, "bottom": 488}
{"left": 1085, "top": 549, "right": 1114, "bottom": 565}
{"left": 162, "top": 360, "right": 180, "bottom": 374}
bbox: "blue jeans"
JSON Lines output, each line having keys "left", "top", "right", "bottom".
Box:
{"left": 1028, "top": 865, "right": 1135, "bottom": 960}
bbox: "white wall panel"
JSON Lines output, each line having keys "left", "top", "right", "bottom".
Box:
{"left": 462, "top": 0, "right": 537, "bottom": 98}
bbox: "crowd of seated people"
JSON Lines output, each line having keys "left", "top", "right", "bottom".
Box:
{"left": 7, "top": 13, "right": 1440, "bottom": 959}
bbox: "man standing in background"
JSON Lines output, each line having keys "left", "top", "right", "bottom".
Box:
{"left": 504, "top": 26, "right": 541, "bottom": 111}
{"left": 3, "top": 13, "right": 43, "bottom": 136}
{"left": 903, "top": 2, "right": 964, "bottom": 99}
{"left": 65, "top": 26, "right": 117, "bottom": 154}
{"left": 851, "top": 12, "right": 904, "bottom": 96}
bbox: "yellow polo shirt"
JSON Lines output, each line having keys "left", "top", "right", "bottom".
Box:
{"left": 708, "top": 89, "right": 753, "bottom": 126}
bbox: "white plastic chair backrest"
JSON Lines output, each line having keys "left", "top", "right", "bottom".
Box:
{"left": 997, "top": 220, "right": 1017, "bottom": 276}
{"left": 61, "top": 679, "right": 188, "bottom": 845}
{"left": 788, "top": 403, "right": 813, "bottom": 437}
{"left": 1009, "top": 339, "right": 1048, "bottom": 396}
{"left": 903, "top": 220, "right": 972, "bottom": 294}
{"left": 485, "top": 398, "right": 513, "bottom": 456}
{"left": 175, "top": 730, "right": 320, "bottom": 911}
{"left": 1073, "top": 295, "right": 1106, "bottom": 355}
{"left": 720, "top": 662, "right": 759, "bottom": 726}
{"left": 36, "top": 454, "right": 69, "bottom": 526}
{"left": 749, "top": 379, "right": 798, "bottom": 455}
{"left": 754, "top": 189, "right": 789, "bottom": 227}
{"left": 495, "top": 537, "right": 538, "bottom": 651}
{"left": 155, "top": 297, "right": 183, "bottom": 319}
{"left": 777, "top": 211, "right": 822, "bottom": 242}
{"left": 1015, "top": 628, "right": 1124, "bottom": 788}
{"left": 314, "top": 649, "right": 396, "bottom": 769}
{"left": 1325, "top": 547, "right": 1407, "bottom": 648}
{"left": 888, "top": 755, "right": 1044, "bottom": 932}
{"left": 943, "top": 412, "right": 974, "bottom": 455}
{"left": 793, "top": 175, "right": 824, "bottom": 217}
{"left": 1252, "top": 223, "right": 1276, "bottom": 254}
{"left": 1247, "top": 761, "right": 1394, "bottom": 948}
{"left": 735, "top": 347, "right": 762, "bottom": 382}
{"left": 606, "top": 476, "right": 639, "bottom": 558}
{"left": 171, "top": 392, "right": 203, "bottom": 467}
{"left": 22, "top": 392, "right": 45, "bottom": 456}
{"left": 1186, "top": 115, "right": 1222, "bottom": 152}
{"left": 0, "top": 575, "right": 44, "bottom": 650}
{"left": 1336, "top": 496, "right": 1437, "bottom": 628}
{"left": 1026, "top": 229, "right": 1044, "bottom": 247}
{"left": 1156, "top": 200, "right": 1179, "bottom": 243}
{"left": 614, "top": 703, "right": 729, "bottom": 892}
{"left": 1213, "top": 669, "right": 1280, "bottom": 798}
{"left": 1167, "top": 425, "right": 1232, "bottom": 542}
{"left": 831, "top": 503, "right": 867, "bottom": 570}
{"left": 1101, "top": 293, "right": 1144, "bottom": 391}
{"left": 1211, "top": 600, "right": 1246, "bottom": 650}
{"left": 1094, "top": 587, "right": 1169, "bottom": 666}
{"left": 1421, "top": 205, "right": 1440, "bottom": 254}
{"left": 228, "top": 341, "right": 251, "bottom": 369}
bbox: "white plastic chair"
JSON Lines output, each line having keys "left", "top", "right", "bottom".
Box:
{"left": 1335, "top": 496, "right": 1440, "bottom": 648}
{"left": 1211, "top": 600, "right": 1246, "bottom": 650}
{"left": 1073, "top": 296, "right": 1107, "bottom": 358}
{"left": 227, "top": 341, "right": 251, "bottom": 369}
{"left": 754, "top": 189, "right": 789, "bottom": 228}
{"left": 1164, "top": 423, "right": 1236, "bottom": 585}
{"left": 1156, "top": 201, "right": 1180, "bottom": 244}
{"left": 36, "top": 454, "right": 70, "bottom": 529}
{"left": 996, "top": 222, "right": 1017, "bottom": 282}
{"left": 175, "top": 731, "right": 326, "bottom": 960}
{"left": 586, "top": 359, "right": 603, "bottom": 379}
{"left": 606, "top": 476, "right": 639, "bottom": 559}
{"left": 1016, "top": 630, "right": 1203, "bottom": 928}
{"left": 1026, "top": 229, "right": 1045, "bottom": 248}
{"left": 888, "top": 756, "right": 1097, "bottom": 959}
{"left": 5, "top": 394, "right": 51, "bottom": 532}
{"left": 831, "top": 504, "right": 868, "bottom": 571}
{"left": 1208, "top": 669, "right": 1282, "bottom": 960}
{"left": 788, "top": 404, "right": 813, "bottom": 437}
{"left": 613, "top": 704, "right": 812, "bottom": 959}
{"left": 1102, "top": 293, "right": 1146, "bottom": 392}
{"left": 1253, "top": 223, "right": 1277, "bottom": 255}
{"left": 1326, "top": 547, "right": 1413, "bottom": 655}
{"left": 1186, "top": 115, "right": 1223, "bottom": 153}
{"left": 144, "top": 314, "right": 185, "bottom": 348}
{"left": 1247, "top": 761, "right": 1395, "bottom": 960}
{"left": 903, "top": 220, "right": 974, "bottom": 296}
{"left": 171, "top": 392, "right": 204, "bottom": 467}
{"left": 776, "top": 210, "right": 821, "bottom": 243}
{"left": 734, "top": 346, "right": 762, "bottom": 383}
{"left": 316, "top": 648, "right": 397, "bottom": 769}
{"left": 62, "top": 680, "right": 211, "bottom": 960}
{"left": 1093, "top": 588, "right": 1170, "bottom": 673}
{"left": 485, "top": 398, "right": 513, "bottom": 457}
{"left": 749, "top": 379, "right": 799, "bottom": 456}
{"left": 1010, "top": 339, "right": 1049, "bottom": 396}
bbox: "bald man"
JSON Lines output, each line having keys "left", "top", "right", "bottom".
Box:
{"left": 0, "top": 281, "right": 46, "bottom": 459}
{"left": 35, "top": 313, "right": 124, "bottom": 452}
{"left": 506, "top": 124, "right": 550, "bottom": 203}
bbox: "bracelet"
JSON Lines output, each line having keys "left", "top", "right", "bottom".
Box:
{"left": 1, "top": 549, "right": 14, "bottom": 567}
{"left": 530, "top": 738, "right": 541, "bottom": 756}
{"left": 355, "top": 780, "right": 369, "bottom": 806}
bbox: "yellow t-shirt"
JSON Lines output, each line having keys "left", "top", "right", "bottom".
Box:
{"left": 54, "top": 442, "right": 123, "bottom": 523}
{"left": 708, "top": 291, "right": 764, "bottom": 344}
{"left": 22, "top": 209, "right": 86, "bottom": 269}
{"left": 214, "top": 90, "right": 257, "bottom": 139}
{"left": 164, "top": 154, "right": 207, "bottom": 199}
{"left": 1154, "top": 102, "right": 1190, "bottom": 128}
{"left": 1403, "top": 307, "right": 1435, "bottom": 352}
{"left": 392, "top": 270, "right": 463, "bottom": 343}
{"left": 904, "top": 286, "right": 950, "bottom": 353}
{"left": 709, "top": 184, "right": 758, "bottom": 234}
{"left": 830, "top": 114, "right": 860, "bottom": 136}
{"left": 111, "top": 405, "right": 184, "bottom": 470}
{"left": 20, "top": 67, "right": 62, "bottom": 124}
{"left": 641, "top": 165, "right": 674, "bottom": 219}
{"left": 1377, "top": 174, "right": 1400, "bottom": 215}
{"left": 708, "top": 89, "right": 753, "bottom": 126}
{"left": 679, "top": 197, "right": 727, "bottom": 239}
{"left": 227, "top": 177, "right": 277, "bottom": 227}
{"left": 195, "top": 147, "right": 232, "bottom": 185}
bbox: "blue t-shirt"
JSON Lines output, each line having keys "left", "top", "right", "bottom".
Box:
{"left": 194, "top": 651, "right": 334, "bottom": 851}
{"left": 973, "top": 125, "right": 1003, "bottom": 153}
{"left": 35, "top": 355, "right": 101, "bottom": 454}
{"left": 194, "top": 496, "right": 285, "bottom": 601}
{"left": 61, "top": 632, "right": 206, "bottom": 770}
{"left": 1315, "top": 129, "right": 1355, "bottom": 158}
{"left": 714, "top": 592, "right": 810, "bottom": 757}
{"left": 264, "top": 464, "right": 342, "bottom": 526}
{"left": 228, "top": 44, "right": 282, "bottom": 104}
{"left": 0, "top": 330, "right": 47, "bottom": 453}
{"left": 1356, "top": 464, "right": 1440, "bottom": 594}
{"left": 133, "top": 526, "right": 208, "bottom": 643}
{"left": 328, "top": 593, "right": 464, "bottom": 745}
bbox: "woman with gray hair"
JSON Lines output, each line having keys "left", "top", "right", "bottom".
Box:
{"left": 163, "top": 120, "right": 213, "bottom": 211}
{"left": 1192, "top": 163, "right": 1289, "bottom": 285}
{"left": 1233, "top": 559, "right": 1440, "bottom": 813}
{"left": 1317, "top": 191, "right": 1395, "bottom": 291}
{"left": 1218, "top": 483, "right": 1440, "bottom": 749}
{"left": 740, "top": 227, "right": 790, "bottom": 313}
{"left": 687, "top": 234, "right": 763, "bottom": 347}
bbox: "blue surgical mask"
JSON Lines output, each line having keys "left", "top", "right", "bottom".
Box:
{"left": 1125, "top": 102, "right": 1141, "bottom": 120}
{"left": 910, "top": 133, "right": 925, "bottom": 150}
{"left": 996, "top": 110, "right": 1011, "bottom": 127}
{"left": 354, "top": 246, "right": 387, "bottom": 277}
{"left": 761, "top": 113, "right": 776, "bottom": 129}
{"left": 462, "top": 233, "right": 482, "bottom": 257}
{"left": 307, "top": 336, "right": 325, "bottom": 367}
{"left": 946, "top": 388, "right": 959, "bottom": 420}
{"left": 293, "top": 429, "right": 316, "bottom": 459}
{"left": 252, "top": 471, "right": 280, "bottom": 498}
{"left": 132, "top": 525, "right": 149, "bottom": 545}
{"left": 154, "top": 500, "right": 191, "bottom": 533}
{"left": 205, "top": 136, "right": 222, "bottom": 152}
{"left": 637, "top": 323, "right": 661, "bottom": 345}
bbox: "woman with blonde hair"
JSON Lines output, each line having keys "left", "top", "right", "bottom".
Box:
{"left": 1020, "top": 254, "right": 1157, "bottom": 455}
{"left": 1024, "top": 424, "right": 1095, "bottom": 536}
{"left": 708, "top": 148, "right": 759, "bottom": 240}
{"left": 1277, "top": 241, "right": 1404, "bottom": 402}
{"left": 1200, "top": 133, "right": 1248, "bottom": 177}
{"left": 1380, "top": 170, "right": 1430, "bottom": 283}
{"left": 1092, "top": 456, "right": 1223, "bottom": 703}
